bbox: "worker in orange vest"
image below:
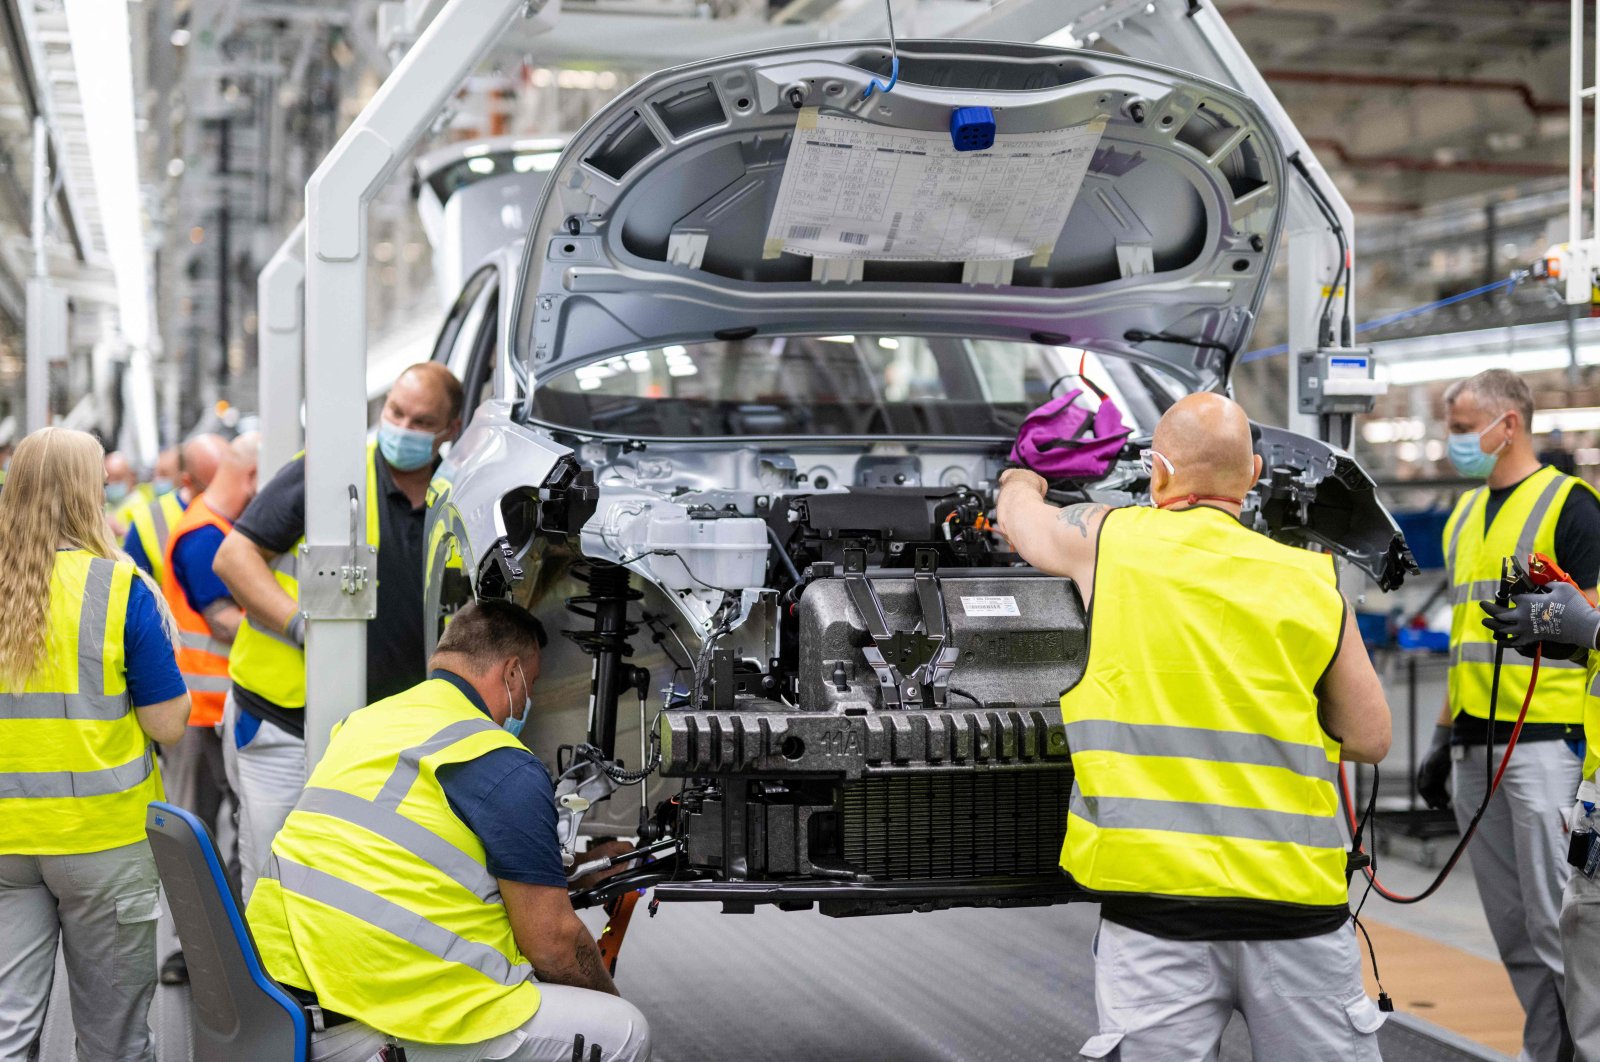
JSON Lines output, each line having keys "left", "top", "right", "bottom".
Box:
{"left": 156, "top": 432, "right": 259, "bottom": 985}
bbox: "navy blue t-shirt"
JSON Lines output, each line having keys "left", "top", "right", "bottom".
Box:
{"left": 430, "top": 670, "right": 569, "bottom": 888}
{"left": 124, "top": 524, "right": 154, "bottom": 577}
{"left": 122, "top": 573, "right": 188, "bottom": 707}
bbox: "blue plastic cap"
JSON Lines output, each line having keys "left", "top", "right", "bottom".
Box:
{"left": 950, "top": 106, "right": 997, "bottom": 152}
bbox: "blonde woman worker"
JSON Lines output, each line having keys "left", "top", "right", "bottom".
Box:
{"left": 0, "top": 427, "right": 190, "bottom": 1062}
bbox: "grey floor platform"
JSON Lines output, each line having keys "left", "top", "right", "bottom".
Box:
{"left": 39, "top": 898, "right": 1507, "bottom": 1061}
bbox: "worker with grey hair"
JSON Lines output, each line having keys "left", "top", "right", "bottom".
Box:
{"left": 245, "top": 599, "right": 651, "bottom": 1062}
{"left": 1421, "top": 367, "right": 1600, "bottom": 1062}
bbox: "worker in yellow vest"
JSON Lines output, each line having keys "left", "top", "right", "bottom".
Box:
{"left": 0, "top": 427, "right": 190, "bottom": 1061}
{"left": 153, "top": 432, "right": 259, "bottom": 987}
{"left": 123, "top": 435, "right": 229, "bottom": 584}
{"left": 246, "top": 600, "right": 651, "bottom": 1060}
{"left": 996, "top": 393, "right": 1392, "bottom": 1061}
{"left": 215, "top": 364, "right": 463, "bottom": 897}
{"left": 1416, "top": 369, "right": 1598, "bottom": 1062}
{"left": 1483, "top": 578, "right": 1600, "bottom": 1061}
{"left": 104, "top": 450, "right": 143, "bottom": 537}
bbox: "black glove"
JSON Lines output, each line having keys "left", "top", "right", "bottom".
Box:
{"left": 1416, "top": 724, "right": 1453, "bottom": 811}
{"left": 1480, "top": 582, "right": 1600, "bottom": 651}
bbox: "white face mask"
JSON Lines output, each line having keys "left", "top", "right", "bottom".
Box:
{"left": 501, "top": 663, "right": 532, "bottom": 740}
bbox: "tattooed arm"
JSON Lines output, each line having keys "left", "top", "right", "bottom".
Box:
{"left": 994, "top": 469, "right": 1110, "bottom": 601}
{"left": 500, "top": 879, "right": 620, "bottom": 995}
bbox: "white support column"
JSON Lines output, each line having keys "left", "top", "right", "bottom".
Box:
{"left": 300, "top": 0, "right": 539, "bottom": 767}
{"left": 258, "top": 220, "right": 305, "bottom": 481}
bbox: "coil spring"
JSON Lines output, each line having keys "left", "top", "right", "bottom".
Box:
{"left": 562, "top": 560, "right": 642, "bottom": 657}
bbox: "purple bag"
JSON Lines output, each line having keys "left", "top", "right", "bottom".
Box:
{"left": 1009, "top": 383, "right": 1132, "bottom": 480}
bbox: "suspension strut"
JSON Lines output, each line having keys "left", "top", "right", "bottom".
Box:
{"left": 564, "top": 561, "right": 642, "bottom": 759}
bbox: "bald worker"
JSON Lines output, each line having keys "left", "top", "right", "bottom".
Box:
{"left": 125, "top": 434, "right": 230, "bottom": 583}
{"left": 156, "top": 432, "right": 260, "bottom": 985}
{"left": 996, "top": 393, "right": 1392, "bottom": 1062}
{"left": 215, "top": 364, "right": 464, "bottom": 895}
{"left": 152, "top": 446, "right": 180, "bottom": 497}
{"left": 104, "top": 451, "right": 141, "bottom": 536}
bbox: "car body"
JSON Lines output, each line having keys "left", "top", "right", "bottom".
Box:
{"left": 423, "top": 39, "right": 1416, "bottom": 916}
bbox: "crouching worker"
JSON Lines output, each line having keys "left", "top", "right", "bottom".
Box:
{"left": 996, "top": 392, "right": 1392, "bottom": 1062}
{"left": 245, "top": 600, "right": 651, "bottom": 1062}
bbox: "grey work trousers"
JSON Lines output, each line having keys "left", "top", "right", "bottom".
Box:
{"left": 1563, "top": 869, "right": 1600, "bottom": 1062}
{"left": 1452, "top": 738, "right": 1582, "bottom": 1062}
{"left": 222, "top": 691, "right": 306, "bottom": 900}
{"left": 0, "top": 842, "right": 162, "bottom": 1062}
{"left": 307, "top": 985, "right": 651, "bottom": 1062}
{"left": 1079, "top": 919, "right": 1384, "bottom": 1061}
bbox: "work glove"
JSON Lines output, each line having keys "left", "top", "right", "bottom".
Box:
{"left": 1480, "top": 581, "right": 1600, "bottom": 651}
{"left": 287, "top": 613, "right": 307, "bottom": 648}
{"left": 1415, "top": 724, "right": 1453, "bottom": 811}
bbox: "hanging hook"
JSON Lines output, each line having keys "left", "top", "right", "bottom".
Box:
{"left": 862, "top": 0, "right": 899, "bottom": 99}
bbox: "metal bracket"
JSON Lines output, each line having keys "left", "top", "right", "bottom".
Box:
{"left": 842, "top": 548, "right": 957, "bottom": 709}
{"left": 298, "top": 485, "right": 378, "bottom": 620}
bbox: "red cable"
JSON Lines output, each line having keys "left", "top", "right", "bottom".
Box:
{"left": 1340, "top": 647, "right": 1540, "bottom": 904}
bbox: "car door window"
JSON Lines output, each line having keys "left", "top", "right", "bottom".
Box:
{"left": 459, "top": 288, "right": 500, "bottom": 417}
{"left": 430, "top": 266, "right": 496, "bottom": 381}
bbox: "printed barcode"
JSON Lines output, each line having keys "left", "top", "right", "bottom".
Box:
{"left": 788, "top": 224, "right": 823, "bottom": 240}
{"left": 884, "top": 211, "right": 904, "bottom": 252}
{"left": 839, "top": 231, "right": 869, "bottom": 246}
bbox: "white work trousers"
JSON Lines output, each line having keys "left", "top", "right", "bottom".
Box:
{"left": 0, "top": 842, "right": 162, "bottom": 1062}
{"left": 221, "top": 690, "right": 306, "bottom": 900}
{"left": 1079, "top": 919, "right": 1384, "bottom": 1061}
{"left": 306, "top": 985, "right": 651, "bottom": 1062}
{"left": 1562, "top": 868, "right": 1600, "bottom": 1062}
{"left": 1452, "top": 738, "right": 1581, "bottom": 1062}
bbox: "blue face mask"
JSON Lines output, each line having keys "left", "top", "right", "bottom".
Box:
{"left": 501, "top": 666, "right": 532, "bottom": 741}
{"left": 1447, "top": 412, "right": 1509, "bottom": 479}
{"left": 152, "top": 477, "right": 176, "bottom": 496}
{"left": 105, "top": 482, "right": 130, "bottom": 505}
{"left": 377, "top": 421, "right": 439, "bottom": 472}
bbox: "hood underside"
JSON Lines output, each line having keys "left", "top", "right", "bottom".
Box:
{"left": 515, "top": 39, "right": 1287, "bottom": 392}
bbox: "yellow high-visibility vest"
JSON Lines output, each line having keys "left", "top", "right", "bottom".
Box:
{"left": 128, "top": 490, "right": 186, "bottom": 586}
{"left": 1584, "top": 660, "right": 1600, "bottom": 784}
{"left": 246, "top": 679, "right": 538, "bottom": 1044}
{"left": 1059, "top": 504, "right": 1348, "bottom": 909}
{"left": 227, "top": 444, "right": 380, "bottom": 709}
{"left": 0, "top": 550, "right": 163, "bottom": 854}
{"left": 1444, "top": 466, "right": 1599, "bottom": 726}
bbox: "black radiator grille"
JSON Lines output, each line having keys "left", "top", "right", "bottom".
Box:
{"left": 838, "top": 769, "right": 1072, "bottom": 880}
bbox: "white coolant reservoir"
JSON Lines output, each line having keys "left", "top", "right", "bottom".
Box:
{"left": 587, "top": 497, "right": 770, "bottom": 592}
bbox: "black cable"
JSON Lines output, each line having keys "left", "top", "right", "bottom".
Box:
{"left": 765, "top": 524, "right": 802, "bottom": 586}
{"left": 1288, "top": 153, "right": 1350, "bottom": 349}
{"left": 1123, "top": 329, "right": 1234, "bottom": 358}
{"left": 948, "top": 686, "right": 982, "bottom": 708}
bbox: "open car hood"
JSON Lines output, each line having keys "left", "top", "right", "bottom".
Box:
{"left": 515, "top": 40, "right": 1287, "bottom": 393}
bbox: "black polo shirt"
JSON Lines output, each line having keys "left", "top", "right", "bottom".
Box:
{"left": 231, "top": 452, "right": 429, "bottom": 734}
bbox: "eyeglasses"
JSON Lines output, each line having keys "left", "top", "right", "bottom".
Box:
{"left": 1138, "top": 448, "right": 1175, "bottom": 476}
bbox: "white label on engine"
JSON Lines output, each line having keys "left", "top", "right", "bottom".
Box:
{"left": 960, "top": 595, "right": 1020, "bottom": 617}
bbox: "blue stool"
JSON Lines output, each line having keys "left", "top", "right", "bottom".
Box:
{"left": 145, "top": 801, "right": 308, "bottom": 1061}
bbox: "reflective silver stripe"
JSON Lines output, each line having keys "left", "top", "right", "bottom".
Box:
{"left": 295, "top": 787, "right": 500, "bottom": 903}
{"left": 1455, "top": 641, "right": 1584, "bottom": 669}
{"left": 178, "top": 630, "right": 231, "bottom": 657}
{"left": 1591, "top": 669, "right": 1600, "bottom": 697}
{"left": 1064, "top": 720, "right": 1335, "bottom": 782}
{"left": 0, "top": 748, "right": 153, "bottom": 799}
{"left": 374, "top": 717, "right": 500, "bottom": 809}
{"left": 271, "top": 552, "right": 299, "bottom": 579}
{"left": 181, "top": 673, "right": 233, "bottom": 693}
{"left": 77, "top": 558, "right": 117, "bottom": 697}
{"left": 148, "top": 498, "right": 171, "bottom": 554}
{"left": 1516, "top": 474, "right": 1568, "bottom": 561}
{"left": 269, "top": 855, "right": 530, "bottom": 986}
{"left": 0, "top": 691, "right": 130, "bottom": 720}
{"left": 246, "top": 618, "right": 301, "bottom": 650}
{"left": 1446, "top": 489, "right": 1482, "bottom": 572}
{"left": 1069, "top": 791, "right": 1345, "bottom": 849}
{"left": 1452, "top": 579, "right": 1501, "bottom": 606}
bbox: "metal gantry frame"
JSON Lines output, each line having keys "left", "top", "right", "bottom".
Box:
{"left": 298, "top": 0, "right": 554, "bottom": 765}
{"left": 257, "top": 220, "right": 304, "bottom": 482}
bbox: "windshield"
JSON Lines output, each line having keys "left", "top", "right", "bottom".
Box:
{"left": 528, "top": 335, "right": 1186, "bottom": 438}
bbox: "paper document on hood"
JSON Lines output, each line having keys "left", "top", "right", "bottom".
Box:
{"left": 763, "top": 110, "right": 1106, "bottom": 263}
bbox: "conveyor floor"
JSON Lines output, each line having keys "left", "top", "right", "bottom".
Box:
{"left": 37, "top": 898, "right": 1507, "bottom": 1061}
